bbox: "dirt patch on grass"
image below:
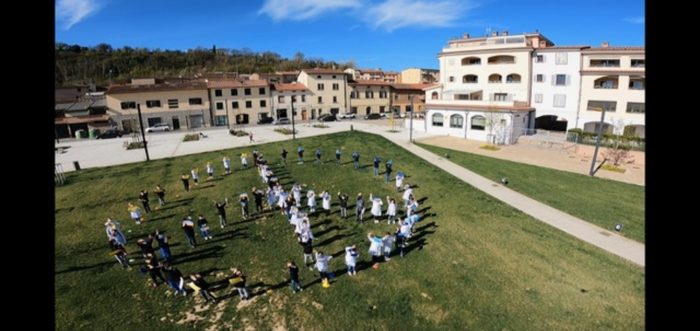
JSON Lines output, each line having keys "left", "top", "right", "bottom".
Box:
{"left": 413, "top": 302, "right": 448, "bottom": 323}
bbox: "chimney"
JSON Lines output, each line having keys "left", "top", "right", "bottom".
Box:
{"left": 601, "top": 41, "right": 609, "bottom": 48}
{"left": 491, "top": 31, "right": 498, "bottom": 37}
{"left": 463, "top": 33, "right": 470, "bottom": 39}
{"left": 502, "top": 30, "right": 508, "bottom": 36}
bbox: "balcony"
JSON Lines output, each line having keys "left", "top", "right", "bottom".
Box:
{"left": 590, "top": 59, "right": 620, "bottom": 68}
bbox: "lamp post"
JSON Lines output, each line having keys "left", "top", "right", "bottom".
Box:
{"left": 409, "top": 95, "right": 414, "bottom": 143}
{"left": 136, "top": 103, "right": 150, "bottom": 161}
{"left": 291, "top": 95, "right": 296, "bottom": 140}
{"left": 588, "top": 107, "right": 606, "bottom": 176}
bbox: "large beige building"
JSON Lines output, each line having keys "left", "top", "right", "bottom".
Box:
{"left": 391, "top": 83, "right": 433, "bottom": 114}
{"left": 399, "top": 68, "right": 440, "bottom": 84}
{"left": 348, "top": 80, "right": 392, "bottom": 115}
{"left": 577, "top": 45, "right": 645, "bottom": 137}
{"left": 271, "top": 83, "right": 312, "bottom": 122}
{"left": 297, "top": 68, "right": 349, "bottom": 118}
{"left": 106, "top": 78, "right": 210, "bottom": 132}
{"left": 207, "top": 79, "right": 272, "bottom": 125}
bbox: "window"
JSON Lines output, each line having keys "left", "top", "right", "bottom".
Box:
{"left": 461, "top": 57, "right": 481, "bottom": 65}
{"left": 553, "top": 94, "right": 566, "bottom": 108}
{"left": 631, "top": 59, "right": 645, "bottom": 67}
{"left": 431, "top": 92, "right": 438, "bottom": 100}
{"left": 629, "top": 76, "right": 645, "bottom": 90}
{"left": 365, "top": 91, "right": 374, "bottom": 98}
{"left": 231, "top": 89, "right": 238, "bottom": 96}
{"left": 318, "top": 96, "right": 323, "bottom": 103}
{"left": 450, "top": 114, "right": 463, "bottom": 128}
{"left": 594, "top": 76, "right": 619, "bottom": 89}
{"left": 493, "top": 93, "right": 508, "bottom": 101}
{"left": 245, "top": 101, "right": 252, "bottom": 108}
{"left": 471, "top": 116, "right": 486, "bottom": 130}
{"left": 317, "top": 83, "right": 324, "bottom": 91}
{"left": 350, "top": 91, "right": 357, "bottom": 99}
{"left": 626, "top": 102, "right": 645, "bottom": 114}
{"left": 506, "top": 74, "right": 521, "bottom": 83}
{"left": 259, "top": 87, "right": 266, "bottom": 95}
{"left": 431, "top": 113, "right": 444, "bottom": 126}
{"left": 449, "top": 76, "right": 454, "bottom": 82}
{"left": 380, "top": 106, "right": 385, "bottom": 113}
{"left": 301, "top": 95, "right": 306, "bottom": 102}
{"left": 216, "top": 102, "right": 223, "bottom": 110}
{"left": 332, "top": 75, "right": 336, "bottom": 79}
{"left": 536, "top": 74, "right": 544, "bottom": 83}
{"left": 590, "top": 59, "right": 620, "bottom": 67}
{"left": 214, "top": 115, "right": 228, "bottom": 126}
{"left": 260, "top": 100, "right": 266, "bottom": 107}
{"left": 333, "top": 96, "right": 338, "bottom": 103}
{"left": 215, "top": 89, "right": 222, "bottom": 97}
{"left": 463, "top": 75, "right": 478, "bottom": 83}
{"left": 232, "top": 101, "right": 239, "bottom": 109}
{"left": 168, "top": 99, "right": 179, "bottom": 109}
{"left": 379, "top": 90, "right": 388, "bottom": 98}
{"left": 535, "top": 55, "right": 544, "bottom": 63}
{"left": 487, "top": 55, "right": 515, "bottom": 64}
{"left": 534, "top": 94, "right": 543, "bottom": 103}
{"left": 120, "top": 101, "right": 136, "bottom": 109}
{"left": 189, "top": 98, "right": 202, "bottom": 105}
{"left": 278, "top": 96, "right": 285, "bottom": 103}
{"left": 244, "top": 88, "right": 251, "bottom": 95}
{"left": 555, "top": 52, "right": 568, "bottom": 65}
{"left": 555, "top": 74, "right": 567, "bottom": 86}
{"left": 351, "top": 107, "right": 357, "bottom": 113}
{"left": 332, "top": 83, "right": 339, "bottom": 90}
{"left": 587, "top": 100, "right": 616, "bottom": 112}
{"left": 316, "top": 75, "right": 321, "bottom": 79}
{"left": 146, "top": 100, "right": 161, "bottom": 108}
{"left": 488, "top": 74, "right": 502, "bottom": 83}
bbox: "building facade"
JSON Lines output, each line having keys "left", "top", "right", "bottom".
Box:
{"left": 390, "top": 83, "right": 433, "bottom": 115}
{"left": 577, "top": 45, "right": 645, "bottom": 137}
{"left": 400, "top": 68, "right": 440, "bottom": 84}
{"left": 271, "top": 83, "right": 312, "bottom": 122}
{"left": 208, "top": 79, "right": 272, "bottom": 126}
{"left": 297, "top": 69, "right": 349, "bottom": 118}
{"left": 348, "top": 80, "right": 392, "bottom": 115}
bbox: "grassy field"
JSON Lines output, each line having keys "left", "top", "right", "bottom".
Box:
{"left": 56, "top": 131, "right": 644, "bottom": 330}
{"left": 418, "top": 143, "right": 646, "bottom": 243}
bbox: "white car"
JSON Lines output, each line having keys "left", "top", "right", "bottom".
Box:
{"left": 338, "top": 113, "right": 356, "bottom": 119}
{"left": 145, "top": 123, "right": 171, "bottom": 133}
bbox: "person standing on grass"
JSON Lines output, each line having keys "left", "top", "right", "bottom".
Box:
{"left": 402, "top": 185, "right": 413, "bottom": 208}
{"left": 108, "top": 238, "right": 130, "bottom": 269}
{"left": 315, "top": 148, "right": 322, "bottom": 164}
{"left": 395, "top": 222, "right": 408, "bottom": 258}
{"left": 154, "top": 185, "right": 166, "bottom": 207}
{"left": 206, "top": 162, "right": 214, "bottom": 179}
{"left": 223, "top": 156, "right": 231, "bottom": 175}
{"left": 105, "top": 218, "right": 126, "bottom": 247}
{"left": 337, "top": 192, "right": 349, "bottom": 219}
{"left": 386, "top": 197, "right": 397, "bottom": 224}
{"left": 287, "top": 261, "right": 303, "bottom": 293}
{"left": 356, "top": 193, "right": 365, "bottom": 222}
{"left": 406, "top": 195, "right": 418, "bottom": 217}
{"left": 180, "top": 173, "right": 190, "bottom": 192}
{"left": 136, "top": 237, "right": 155, "bottom": 258}
{"left": 252, "top": 187, "right": 265, "bottom": 214}
{"left": 252, "top": 150, "right": 259, "bottom": 167}
{"left": 144, "top": 254, "right": 166, "bottom": 287}
{"left": 241, "top": 153, "right": 249, "bottom": 169}
{"left": 214, "top": 198, "right": 229, "bottom": 229}
{"left": 321, "top": 190, "right": 331, "bottom": 216}
{"left": 297, "top": 146, "right": 304, "bottom": 163}
{"left": 367, "top": 232, "right": 384, "bottom": 269}
{"left": 182, "top": 216, "right": 197, "bottom": 248}
{"left": 292, "top": 183, "right": 302, "bottom": 208}
{"left": 373, "top": 156, "right": 381, "bottom": 176}
{"left": 230, "top": 268, "right": 250, "bottom": 300}
{"left": 154, "top": 229, "right": 172, "bottom": 263}
{"left": 239, "top": 193, "right": 250, "bottom": 219}
{"left": 344, "top": 245, "right": 359, "bottom": 276}
{"left": 382, "top": 232, "right": 395, "bottom": 261}
{"left": 197, "top": 215, "right": 213, "bottom": 240}
{"left": 162, "top": 262, "right": 186, "bottom": 296}
{"left": 281, "top": 148, "right": 288, "bottom": 165}
{"left": 128, "top": 203, "right": 143, "bottom": 225}
{"left": 370, "top": 193, "right": 383, "bottom": 224}
{"left": 299, "top": 228, "right": 315, "bottom": 270}
{"left": 190, "top": 273, "right": 216, "bottom": 303}
{"left": 139, "top": 190, "right": 152, "bottom": 213}
{"left": 191, "top": 168, "right": 201, "bottom": 186}
{"left": 335, "top": 149, "right": 341, "bottom": 165}
{"left": 306, "top": 190, "right": 316, "bottom": 214}
{"left": 314, "top": 251, "right": 333, "bottom": 288}
{"left": 352, "top": 151, "right": 360, "bottom": 170}
{"left": 384, "top": 159, "right": 393, "bottom": 184}
{"left": 395, "top": 172, "right": 404, "bottom": 192}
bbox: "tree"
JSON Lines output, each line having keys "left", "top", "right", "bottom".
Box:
{"left": 484, "top": 112, "right": 509, "bottom": 145}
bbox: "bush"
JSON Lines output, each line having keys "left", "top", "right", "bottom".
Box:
{"left": 274, "top": 128, "right": 297, "bottom": 135}
{"left": 601, "top": 164, "right": 626, "bottom": 173}
{"left": 312, "top": 124, "right": 329, "bottom": 128}
{"left": 183, "top": 134, "right": 200, "bottom": 142}
{"left": 229, "top": 129, "right": 248, "bottom": 137}
{"left": 479, "top": 144, "right": 500, "bottom": 151}
{"left": 124, "top": 141, "right": 144, "bottom": 150}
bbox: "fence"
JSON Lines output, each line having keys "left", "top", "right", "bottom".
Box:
{"left": 55, "top": 163, "right": 66, "bottom": 185}
{"left": 566, "top": 131, "right": 645, "bottom": 151}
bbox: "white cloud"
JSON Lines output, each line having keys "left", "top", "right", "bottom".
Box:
{"left": 624, "top": 16, "right": 645, "bottom": 24}
{"left": 365, "top": 0, "right": 473, "bottom": 32}
{"left": 56, "top": 0, "right": 104, "bottom": 30}
{"left": 258, "top": 0, "right": 361, "bottom": 21}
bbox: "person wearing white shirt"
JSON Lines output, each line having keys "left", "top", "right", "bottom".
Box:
{"left": 321, "top": 191, "right": 331, "bottom": 215}
{"left": 370, "top": 193, "right": 384, "bottom": 224}
{"left": 368, "top": 232, "right": 384, "bottom": 268}
{"left": 402, "top": 186, "right": 413, "bottom": 207}
{"left": 314, "top": 251, "right": 333, "bottom": 287}
{"left": 306, "top": 190, "right": 316, "bottom": 213}
{"left": 292, "top": 183, "right": 302, "bottom": 207}
{"left": 344, "top": 245, "right": 359, "bottom": 276}
{"left": 222, "top": 156, "right": 231, "bottom": 175}
{"left": 395, "top": 172, "right": 404, "bottom": 192}
{"left": 382, "top": 232, "right": 395, "bottom": 261}
{"left": 386, "top": 197, "right": 397, "bottom": 224}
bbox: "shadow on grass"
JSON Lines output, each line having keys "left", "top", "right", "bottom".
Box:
{"left": 172, "top": 245, "right": 226, "bottom": 266}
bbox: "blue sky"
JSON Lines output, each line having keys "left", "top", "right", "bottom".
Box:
{"left": 56, "top": 0, "right": 645, "bottom": 71}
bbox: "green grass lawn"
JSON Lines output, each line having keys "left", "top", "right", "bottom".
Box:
{"left": 418, "top": 143, "right": 645, "bottom": 243}
{"left": 56, "top": 131, "right": 644, "bottom": 330}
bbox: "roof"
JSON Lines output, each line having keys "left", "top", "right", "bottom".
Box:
{"left": 275, "top": 71, "right": 300, "bottom": 75}
{"left": 536, "top": 45, "right": 591, "bottom": 51}
{"left": 55, "top": 98, "right": 107, "bottom": 111}
{"left": 583, "top": 47, "right": 645, "bottom": 54}
{"left": 207, "top": 79, "right": 268, "bottom": 88}
{"left": 425, "top": 103, "right": 534, "bottom": 112}
{"left": 360, "top": 69, "right": 384, "bottom": 74}
{"left": 273, "top": 83, "right": 309, "bottom": 92}
{"left": 107, "top": 81, "right": 207, "bottom": 94}
{"left": 348, "top": 79, "right": 391, "bottom": 86}
{"left": 391, "top": 83, "right": 436, "bottom": 91}
{"left": 302, "top": 68, "right": 347, "bottom": 75}
{"left": 54, "top": 114, "right": 110, "bottom": 125}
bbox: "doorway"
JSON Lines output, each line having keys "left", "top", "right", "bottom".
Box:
{"left": 172, "top": 116, "right": 181, "bottom": 130}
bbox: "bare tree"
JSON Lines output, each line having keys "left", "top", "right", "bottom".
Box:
{"left": 485, "top": 112, "right": 509, "bottom": 145}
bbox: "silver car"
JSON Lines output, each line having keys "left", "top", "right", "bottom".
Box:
{"left": 145, "top": 123, "right": 171, "bottom": 133}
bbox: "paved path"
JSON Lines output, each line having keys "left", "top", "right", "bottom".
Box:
{"left": 56, "top": 120, "right": 644, "bottom": 266}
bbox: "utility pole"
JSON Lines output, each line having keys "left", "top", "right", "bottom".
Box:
{"left": 291, "top": 95, "right": 296, "bottom": 140}
{"left": 136, "top": 103, "right": 150, "bottom": 161}
{"left": 589, "top": 107, "right": 606, "bottom": 176}
{"left": 409, "top": 95, "right": 414, "bottom": 143}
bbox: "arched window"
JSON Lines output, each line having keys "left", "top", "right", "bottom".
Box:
{"left": 450, "top": 114, "right": 463, "bottom": 128}
{"left": 432, "top": 113, "right": 444, "bottom": 126}
{"left": 594, "top": 76, "right": 619, "bottom": 89}
{"left": 431, "top": 91, "right": 438, "bottom": 100}
{"left": 506, "top": 74, "right": 521, "bottom": 83}
{"left": 471, "top": 116, "right": 486, "bottom": 130}
{"left": 488, "top": 74, "right": 502, "bottom": 83}
{"left": 462, "top": 75, "right": 478, "bottom": 83}
{"left": 461, "top": 57, "right": 481, "bottom": 65}
{"left": 487, "top": 55, "right": 515, "bottom": 64}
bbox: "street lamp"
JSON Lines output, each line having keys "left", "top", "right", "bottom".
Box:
{"left": 136, "top": 103, "right": 150, "bottom": 161}
{"left": 291, "top": 95, "right": 297, "bottom": 140}
{"left": 409, "top": 95, "right": 414, "bottom": 143}
{"left": 589, "top": 106, "right": 606, "bottom": 176}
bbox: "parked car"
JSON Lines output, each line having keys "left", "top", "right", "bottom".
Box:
{"left": 96, "top": 128, "right": 123, "bottom": 139}
{"left": 144, "top": 123, "right": 171, "bottom": 133}
{"left": 318, "top": 114, "right": 337, "bottom": 122}
{"left": 363, "top": 113, "right": 383, "bottom": 120}
{"left": 257, "top": 117, "right": 274, "bottom": 125}
{"left": 275, "top": 118, "right": 291, "bottom": 125}
{"left": 338, "top": 113, "right": 356, "bottom": 119}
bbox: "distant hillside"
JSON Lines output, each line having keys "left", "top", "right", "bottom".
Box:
{"left": 55, "top": 43, "right": 355, "bottom": 87}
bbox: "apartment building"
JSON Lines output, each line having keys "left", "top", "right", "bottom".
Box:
{"left": 390, "top": 83, "right": 433, "bottom": 115}
{"left": 422, "top": 32, "right": 552, "bottom": 144}
{"left": 271, "top": 83, "right": 312, "bottom": 121}
{"left": 348, "top": 80, "right": 392, "bottom": 115}
{"left": 531, "top": 46, "right": 588, "bottom": 131}
{"left": 577, "top": 44, "right": 645, "bottom": 138}
{"left": 106, "top": 78, "right": 210, "bottom": 132}
{"left": 297, "top": 68, "right": 349, "bottom": 119}
{"left": 399, "top": 68, "right": 440, "bottom": 84}
{"left": 207, "top": 79, "right": 271, "bottom": 125}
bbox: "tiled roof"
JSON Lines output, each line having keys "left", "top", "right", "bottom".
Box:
{"left": 273, "top": 83, "right": 309, "bottom": 92}
{"left": 107, "top": 81, "right": 207, "bottom": 94}
{"left": 54, "top": 114, "right": 110, "bottom": 124}
{"left": 536, "top": 45, "right": 590, "bottom": 51}
{"left": 303, "top": 68, "right": 347, "bottom": 75}
{"left": 207, "top": 79, "right": 268, "bottom": 88}
{"left": 348, "top": 79, "right": 391, "bottom": 86}
{"left": 584, "top": 47, "right": 645, "bottom": 52}
{"left": 391, "top": 83, "right": 436, "bottom": 90}
{"left": 425, "top": 103, "right": 534, "bottom": 112}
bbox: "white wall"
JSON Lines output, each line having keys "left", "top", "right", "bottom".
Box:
{"left": 423, "top": 109, "right": 519, "bottom": 144}
{"left": 530, "top": 50, "right": 582, "bottom": 129}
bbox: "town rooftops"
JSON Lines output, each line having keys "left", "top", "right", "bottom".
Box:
{"left": 391, "top": 83, "right": 437, "bottom": 90}
{"left": 302, "top": 68, "right": 347, "bottom": 75}
{"left": 272, "top": 83, "right": 309, "bottom": 92}
{"left": 536, "top": 45, "right": 591, "bottom": 51}
{"left": 583, "top": 46, "right": 645, "bottom": 52}
{"left": 206, "top": 79, "right": 268, "bottom": 88}
{"left": 107, "top": 80, "right": 207, "bottom": 94}
{"left": 348, "top": 79, "right": 391, "bottom": 86}
{"left": 425, "top": 103, "right": 534, "bottom": 112}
